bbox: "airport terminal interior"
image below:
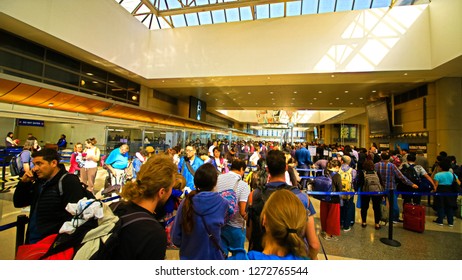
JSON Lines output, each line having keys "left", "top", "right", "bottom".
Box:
{"left": 0, "top": 0, "right": 461, "bottom": 260}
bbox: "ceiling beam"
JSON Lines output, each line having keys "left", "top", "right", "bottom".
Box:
{"left": 157, "top": 0, "right": 299, "bottom": 17}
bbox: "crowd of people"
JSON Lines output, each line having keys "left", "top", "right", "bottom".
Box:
{"left": 11, "top": 137, "right": 461, "bottom": 260}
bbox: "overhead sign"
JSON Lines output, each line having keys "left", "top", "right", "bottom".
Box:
{"left": 17, "top": 119, "right": 44, "bottom": 127}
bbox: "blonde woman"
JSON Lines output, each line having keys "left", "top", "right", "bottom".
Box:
{"left": 80, "top": 138, "right": 100, "bottom": 193}
{"left": 230, "top": 189, "right": 309, "bottom": 260}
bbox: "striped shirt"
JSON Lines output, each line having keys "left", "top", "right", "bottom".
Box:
{"left": 216, "top": 171, "right": 250, "bottom": 228}
{"left": 374, "top": 161, "right": 414, "bottom": 190}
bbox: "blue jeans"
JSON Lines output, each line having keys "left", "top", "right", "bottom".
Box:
{"left": 220, "top": 225, "right": 246, "bottom": 255}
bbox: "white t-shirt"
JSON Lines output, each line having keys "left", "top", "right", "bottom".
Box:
{"left": 208, "top": 145, "right": 215, "bottom": 157}
{"left": 216, "top": 172, "right": 250, "bottom": 228}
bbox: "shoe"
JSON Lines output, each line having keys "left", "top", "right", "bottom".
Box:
{"left": 343, "top": 227, "right": 351, "bottom": 232}
{"left": 448, "top": 224, "right": 454, "bottom": 227}
{"left": 361, "top": 223, "right": 367, "bottom": 228}
{"left": 433, "top": 220, "right": 443, "bottom": 226}
{"left": 322, "top": 234, "right": 338, "bottom": 241}
{"left": 375, "top": 224, "right": 381, "bottom": 230}
{"left": 392, "top": 219, "right": 403, "bottom": 224}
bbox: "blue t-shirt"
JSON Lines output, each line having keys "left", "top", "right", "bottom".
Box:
{"left": 105, "top": 148, "right": 129, "bottom": 169}
{"left": 434, "top": 171, "right": 458, "bottom": 186}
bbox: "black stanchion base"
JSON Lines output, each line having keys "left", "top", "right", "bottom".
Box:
{"left": 380, "top": 238, "right": 401, "bottom": 247}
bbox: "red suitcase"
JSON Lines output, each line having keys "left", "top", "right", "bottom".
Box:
{"left": 403, "top": 203, "right": 425, "bottom": 233}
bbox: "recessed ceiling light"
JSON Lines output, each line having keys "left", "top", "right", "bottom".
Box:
{"left": 215, "top": 98, "right": 218, "bottom": 101}
{"left": 313, "top": 98, "right": 317, "bottom": 100}
{"left": 48, "top": 103, "right": 54, "bottom": 107}
{"left": 318, "top": 91, "right": 322, "bottom": 94}
{"left": 255, "top": 102, "right": 258, "bottom": 105}
{"left": 336, "top": 97, "right": 340, "bottom": 100}
{"left": 248, "top": 92, "right": 251, "bottom": 94}
{"left": 329, "top": 102, "right": 333, "bottom": 105}
{"left": 350, "top": 102, "right": 354, "bottom": 105}
{"left": 291, "top": 103, "right": 294, "bottom": 105}
{"left": 372, "top": 90, "right": 376, "bottom": 93}
{"left": 292, "top": 98, "right": 295, "bottom": 100}
{"left": 310, "top": 103, "right": 313, "bottom": 105}
{"left": 360, "top": 97, "right": 364, "bottom": 100}
{"left": 293, "top": 91, "right": 297, "bottom": 94}
{"left": 233, "top": 98, "right": 236, "bottom": 101}
{"left": 271, "top": 98, "right": 275, "bottom": 100}
{"left": 404, "top": 73, "right": 408, "bottom": 76}
{"left": 206, "top": 92, "right": 209, "bottom": 95}
{"left": 267, "top": 77, "right": 271, "bottom": 80}
{"left": 162, "top": 80, "right": 165, "bottom": 83}
{"left": 86, "top": 73, "right": 93, "bottom": 76}
{"left": 273, "top": 103, "right": 276, "bottom": 105}
{"left": 345, "top": 90, "right": 349, "bottom": 93}
{"left": 270, "top": 91, "right": 273, "bottom": 94}
{"left": 226, "top": 92, "right": 229, "bottom": 95}
{"left": 331, "top": 74, "right": 335, "bottom": 78}
{"left": 92, "top": 81, "right": 98, "bottom": 84}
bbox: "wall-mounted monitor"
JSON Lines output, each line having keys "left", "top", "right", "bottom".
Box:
{"left": 366, "top": 100, "right": 391, "bottom": 135}
{"left": 313, "top": 126, "right": 319, "bottom": 139}
{"left": 189, "top": 96, "right": 206, "bottom": 121}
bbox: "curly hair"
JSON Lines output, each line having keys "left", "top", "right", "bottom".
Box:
{"left": 121, "top": 154, "right": 176, "bottom": 202}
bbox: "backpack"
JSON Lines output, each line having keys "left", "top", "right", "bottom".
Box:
{"left": 338, "top": 168, "right": 353, "bottom": 199}
{"left": 218, "top": 178, "right": 240, "bottom": 221}
{"left": 58, "top": 173, "right": 95, "bottom": 200}
{"left": 247, "top": 183, "right": 302, "bottom": 252}
{"left": 9, "top": 151, "right": 24, "bottom": 176}
{"left": 362, "top": 171, "right": 383, "bottom": 193}
{"left": 25, "top": 200, "right": 157, "bottom": 260}
{"left": 399, "top": 164, "right": 421, "bottom": 191}
{"left": 249, "top": 169, "right": 268, "bottom": 190}
{"left": 312, "top": 173, "right": 334, "bottom": 202}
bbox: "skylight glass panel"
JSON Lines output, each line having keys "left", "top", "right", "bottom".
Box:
{"left": 239, "top": 7, "right": 253, "bottom": 21}
{"left": 171, "top": 15, "right": 187, "bottom": 27}
{"left": 166, "top": 0, "right": 182, "bottom": 9}
{"left": 137, "top": 5, "right": 151, "bottom": 14}
{"left": 256, "top": 4, "right": 270, "bottom": 19}
{"left": 371, "top": 0, "right": 392, "bottom": 8}
{"left": 318, "top": 0, "right": 336, "bottom": 13}
{"left": 120, "top": 0, "right": 140, "bottom": 13}
{"left": 185, "top": 13, "right": 200, "bottom": 26}
{"left": 158, "top": 0, "right": 168, "bottom": 11}
{"left": 198, "top": 11, "right": 213, "bottom": 25}
{"left": 196, "top": 0, "right": 210, "bottom": 7}
{"left": 336, "top": 0, "right": 354, "bottom": 12}
{"left": 212, "top": 10, "right": 226, "bottom": 24}
{"left": 287, "top": 1, "right": 302, "bottom": 17}
{"left": 270, "top": 3, "right": 285, "bottom": 18}
{"left": 353, "top": 0, "right": 373, "bottom": 10}
{"left": 301, "top": 0, "right": 318, "bottom": 15}
{"left": 225, "top": 8, "right": 240, "bottom": 22}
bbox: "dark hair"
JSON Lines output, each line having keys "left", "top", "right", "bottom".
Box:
{"left": 380, "top": 152, "right": 390, "bottom": 161}
{"left": 266, "top": 150, "right": 286, "bottom": 177}
{"left": 32, "top": 148, "right": 61, "bottom": 163}
{"left": 439, "top": 158, "right": 451, "bottom": 171}
{"left": 257, "top": 158, "right": 266, "bottom": 170}
{"left": 182, "top": 164, "right": 218, "bottom": 234}
{"left": 212, "top": 147, "right": 220, "bottom": 155}
{"left": 7, "top": 132, "right": 13, "bottom": 137}
{"left": 439, "top": 151, "right": 448, "bottom": 158}
{"left": 362, "top": 160, "right": 375, "bottom": 171}
{"left": 407, "top": 153, "right": 416, "bottom": 162}
{"left": 231, "top": 158, "right": 246, "bottom": 171}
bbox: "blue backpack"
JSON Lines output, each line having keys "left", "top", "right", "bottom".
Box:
{"left": 312, "top": 172, "right": 335, "bottom": 202}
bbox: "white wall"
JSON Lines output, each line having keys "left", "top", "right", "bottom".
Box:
{"left": 1, "top": 0, "right": 459, "bottom": 79}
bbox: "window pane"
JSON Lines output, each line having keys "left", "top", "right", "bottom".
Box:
{"left": 198, "top": 11, "right": 213, "bottom": 25}
{"left": 302, "top": 0, "right": 318, "bottom": 14}
{"left": 353, "top": 0, "right": 373, "bottom": 10}
{"left": 256, "top": 4, "right": 269, "bottom": 19}
{"left": 44, "top": 65, "right": 79, "bottom": 86}
{"left": 287, "top": 1, "right": 302, "bottom": 16}
{"left": 82, "top": 63, "right": 107, "bottom": 83}
{"left": 239, "top": 7, "right": 253, "bottom": 21}
{"left": 0, "top": 51, "right": 43, "bottom": 76}
{"left": 80, "top": 78, "right": 106, "bottom": 93}
{"left": 225, "top": 8, "right": 240, "bottom": 22}
{"left": 270, "top": 3, "right": 285, "bottom": 18}
{"left": 0, "top": 31, "right": 45, "bottom": 59}
{"left": 371, "top": 0, "right": 392, "bottom": 8}
{"left": 46, "top": 50, "right": 80, "bottom": 72}
{"left": 336, "top": 0, "right": 354, "bottom": 11}
{"left": 185, "top": 14, "right": 200, "bottom": 26}
{"left": 318, "top": 0, "right": 336, "bottom": 13}
{"left": 212, "top": 10, "right": 226, "bottom": 24}
{"left": 171, "top": 15, "right": 187, "bottom": 27}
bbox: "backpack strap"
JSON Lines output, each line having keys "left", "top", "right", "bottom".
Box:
{"left": 120, "top": 211, "right": 157, "bottom": 228}
{"left": 185, "top": 160, "right": 195, "bottom": 176}
{"left": 198, "top": 214, "right": 227, "bottom": 259}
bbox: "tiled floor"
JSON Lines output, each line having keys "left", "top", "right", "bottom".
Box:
{"left": 1, "top": 168, "right": 461, "bottom": 260}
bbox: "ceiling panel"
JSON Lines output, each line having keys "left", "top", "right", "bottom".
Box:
{"left": 0, "top": 84, "right": 40, "bottom": 103}
{"left": 0, "top": 79, "right": 21, "bottom": 97}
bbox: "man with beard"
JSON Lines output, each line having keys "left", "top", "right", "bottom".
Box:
{"left": 111, "top": 154, "right": 177, "bottom": 260}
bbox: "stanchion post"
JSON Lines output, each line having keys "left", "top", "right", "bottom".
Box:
{"left": 15, "top": 214, "right": 29, "bottom": 255}
{"left": 380, "top": 189, "right": 401, "bottom": 247}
